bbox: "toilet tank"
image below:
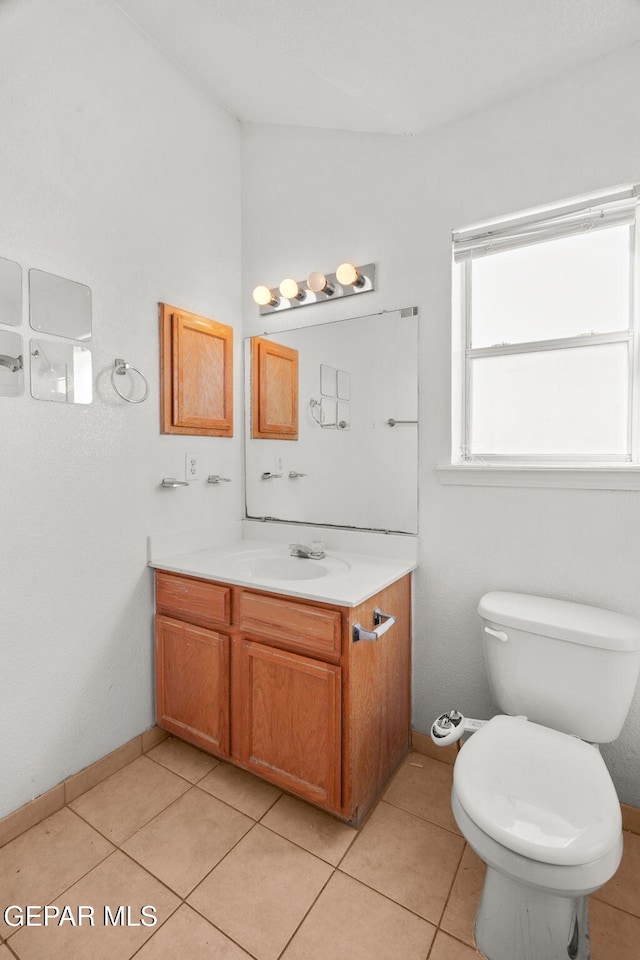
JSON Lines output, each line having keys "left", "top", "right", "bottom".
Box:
{"left": 478, "top": 592, "right": 640, "bottom": 743}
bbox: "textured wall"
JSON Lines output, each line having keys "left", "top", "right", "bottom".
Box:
{"left": 241, "top": 44, "right": 640, "bottom": 804}
{"left": 0, "top": 0, "right": 242, "bottom": 817}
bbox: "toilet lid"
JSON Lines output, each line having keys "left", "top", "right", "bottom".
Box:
{"left": 453, "top": 716, "right": 621, "bottom": 866}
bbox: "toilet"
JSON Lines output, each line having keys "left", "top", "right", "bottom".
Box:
{"left": 439, "top": 591, "right": 640, "bottom": 960}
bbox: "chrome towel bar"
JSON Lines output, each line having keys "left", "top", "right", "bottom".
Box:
{"left": 353, "top": 608, "right": 397, "bottom": 642}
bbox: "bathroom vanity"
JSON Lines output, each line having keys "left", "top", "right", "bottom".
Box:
{"left": 150, "top": 543, "right": 414, "bottom": 825}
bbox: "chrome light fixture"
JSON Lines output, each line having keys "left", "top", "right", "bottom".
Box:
{"left": 336, "top": 262, "right": 366, "bottom": 288}
{"left": 252, "top": 284, "right": 279, "bottom": 308}
{"left": 307, "top": 272, "right": 335, "bottom": 296}
{"left": 253, "top": 262, "right": 375, "bottom": 315}
{"left": 279, "top": 278, "right": 306, "bottom": 301}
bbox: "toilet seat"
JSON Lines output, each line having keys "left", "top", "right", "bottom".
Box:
{"left": 453, "top": 715, "right": 621, "bottom": 866}
{"left": 452, "top": 789, "right": 623, "bottom": 897}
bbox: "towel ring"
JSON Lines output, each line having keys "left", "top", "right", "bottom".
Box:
{"left": 111, "top": 358, "right": 150, "bottom": 404}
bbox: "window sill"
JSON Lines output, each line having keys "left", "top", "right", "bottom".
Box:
{"left": 437, "top": 463, "right": 640, "bottom": 490}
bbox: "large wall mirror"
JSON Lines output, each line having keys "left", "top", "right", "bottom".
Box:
{"left": 244, "top": 307, "right": 418, "bottom": 534}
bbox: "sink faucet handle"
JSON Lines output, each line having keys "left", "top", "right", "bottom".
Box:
{"left": 310, "top": 539, "right": 325, "bottom": 558}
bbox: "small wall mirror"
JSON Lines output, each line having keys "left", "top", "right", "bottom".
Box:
{"left": 0, "top": 330, "right": 24, "bottom": 396}
{"left": 245, "top": 306, "right": 418, "bottom": 534}
{"left": 0, "top": 257, "right": 22, "bottom": 327}
{"left": 29, "top": 269, "right": 92, "bottom": 341}
{"left": 30, "top": 339, "right": 93, "bottom": 404}
{"left": 320, "top": 363, "right": 337, "bottom": 397}
{"left": 337, "top": 370, "right": 351, "bottom": 400}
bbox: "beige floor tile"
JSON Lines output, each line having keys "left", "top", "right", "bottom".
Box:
{"left": 146, "top": 737, "right": 220, "bottom": 784}
{"left": 590, "top": 898, "right": 640, "bottom": 960}
{"left": 9, "top": 850, "right": 179, "bottom": 960}
{"left": 429, "top": 931, "right": 483, "bottom": 960}
{"left": 134, "top": 905, "right": 253, "bottom": 960}
{"left": 198, "top": 763, "right": 281, "bottom": 819}
{"left": 0, "top": 946, "right": 11, "bottom": 959}
{"left": 0, "top": 784, "right": 65, "bottom": 849}
{"left": 340, "top": 801, "right": 464, "bottom": 924}
{"left": 64, "top": 738, "right": 141, "bottom": 804}
{"left": 0, "top": 808, "right": 113, "bottom": 938}
{"left": 69, "top": 756, "right": 190, "bottom": 845}
{"left": 384, "top": 753, "right": 461, "bottom": 835}
{"left": 122, "top": 787, "right": 252, "bottom": 897}
{"left": 440, "top": 845, "right": 485, "bottom": 946}
{"left": 262, "top": 794, "right": 357, "bottom": 865}
{"left": 594, "top": 830, "right": 640, "bottom": 917}
{"left": 188, "top": 824, "right": 332, "bottom": 960}
{"left": 282, "top": 871, "right": 436, "bottom": 960}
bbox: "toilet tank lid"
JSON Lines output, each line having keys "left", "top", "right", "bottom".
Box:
{"left": 478, "top": 592, "right": 640, "bottom": 651}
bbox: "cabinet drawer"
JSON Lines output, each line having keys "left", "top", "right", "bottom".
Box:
{"left": 239, "top": 590, "right": 342, "bottom": 661}
{"left": 156, "top": 572, "right": 231, "bottom": 629}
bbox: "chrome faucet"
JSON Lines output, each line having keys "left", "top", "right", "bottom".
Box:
{"left": 289, "top": 542, "right": 326, "bottom": 560}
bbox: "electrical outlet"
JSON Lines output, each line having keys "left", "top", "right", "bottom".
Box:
{"left": 275, "top": 453, "right": 285, "bottom": 475}
{"left": 185, "top": 453, "right": 200, "bottom": 480}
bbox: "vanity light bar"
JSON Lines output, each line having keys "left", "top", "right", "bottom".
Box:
{"left": 252, "top": 263, "right": 376, "bottom": 315}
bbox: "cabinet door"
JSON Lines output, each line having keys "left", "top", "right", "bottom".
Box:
{"left": 155, "top": 615, "right": 229, "bottom": 756}
{"left": 251, "top": 337, "right": 298, "bottom": 439}
{"left": 160, "top": 303, "right": 233, "bottom": 436}
{"left": 233, "top": 638, "right": 341, "bottom": 809}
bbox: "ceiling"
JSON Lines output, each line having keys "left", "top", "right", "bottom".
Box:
{"left": 113, "top": 0, "right": 640, "bottom": 135}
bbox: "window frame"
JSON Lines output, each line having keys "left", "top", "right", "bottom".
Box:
{"left": 454, "top": 191, "right": 640, "bottom": 467}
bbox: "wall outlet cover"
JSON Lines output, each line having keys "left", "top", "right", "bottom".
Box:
{"left": 185, "top": 452, "right": 200, "bottom": 480}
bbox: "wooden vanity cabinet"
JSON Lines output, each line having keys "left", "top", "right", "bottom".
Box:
{"left": 154, "top": 570, "right": 411, "bottom": 825}
{"left": 155, "top": 616, "right": 230, "bottom": 756}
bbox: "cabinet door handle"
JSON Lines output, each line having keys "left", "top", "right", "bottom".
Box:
{"left": 353, "top": 608, "right": 397, "bottom": 643}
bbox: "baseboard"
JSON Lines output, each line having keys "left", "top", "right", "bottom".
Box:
{"left": 0, "top": 725, "right": 168, "bottom": 850}
{"left": 621, "top": 802, "right": 640, "bottom": 835}
{"left": 411, "top": 728, "right": 640, "bottom": 835}
{"left": 411, "top": 728, "right": 460, "bottom": 765}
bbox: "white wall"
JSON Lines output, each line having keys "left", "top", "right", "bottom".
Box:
{"left": 0, "top": 0, "right": 242, "bottom": 818}
{"left": 242, "top": 43, "right": 640, "bottom": 805}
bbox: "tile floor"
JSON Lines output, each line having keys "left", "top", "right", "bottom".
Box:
{"left": 1, "top": 741, "right": 639, "bottom": 960}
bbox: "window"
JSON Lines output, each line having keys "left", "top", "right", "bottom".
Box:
{"left": 452, "top": 186, "right": 640, "bottom": 467}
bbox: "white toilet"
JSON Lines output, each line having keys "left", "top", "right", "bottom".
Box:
{"left": 440, "top": 591, "right": 640, "bottom": 960}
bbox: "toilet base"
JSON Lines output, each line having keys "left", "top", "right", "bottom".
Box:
{"left": 475, "top": 866, "right": 590, "bottom": 960}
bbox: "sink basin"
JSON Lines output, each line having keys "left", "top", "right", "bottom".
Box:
{"left": 229, "top": 552, "right": 350, "bottom": 582}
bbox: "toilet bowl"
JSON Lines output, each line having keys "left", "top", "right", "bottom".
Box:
{"left": 451, "top": 716, "right": 623, "bottom": 960}
{"left": 432, "top": 592, "right": 640, "bottom": 960}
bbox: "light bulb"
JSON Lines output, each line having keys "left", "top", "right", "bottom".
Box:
{"left": 279, "top": 278, "right": 304, "bottom": 300}
{"left": 336, "top": 262, "right": 365, "bottom": 287}
{"left": 252, "top": 284, "right": 278, "bottom": 307}
{"left": 307, "top": 272, "right": 335, "bottom": 295}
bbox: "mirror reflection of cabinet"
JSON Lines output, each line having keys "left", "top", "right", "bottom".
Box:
{"left": 251, "top": 336, "right": 298, "bottom": 440}
{"left": 160, "top": 303, "right": 233, "bottom": 437}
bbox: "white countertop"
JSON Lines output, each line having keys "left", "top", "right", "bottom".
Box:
{"left": 148, "top": 539, "right": 417, "bottom": 607}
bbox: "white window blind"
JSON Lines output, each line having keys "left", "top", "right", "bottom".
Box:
{"left": 453, "top": 186, "right": 639, "bottom": 262}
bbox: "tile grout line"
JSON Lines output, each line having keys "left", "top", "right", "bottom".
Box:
{"left": 333, "top": 865, "right": 447, "bottom": 929}
{"left": 272, "top": 866, "right": 337, "bottom": 960}
{"left": 381, "top": 797, "right": 464, "bottom": 840}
